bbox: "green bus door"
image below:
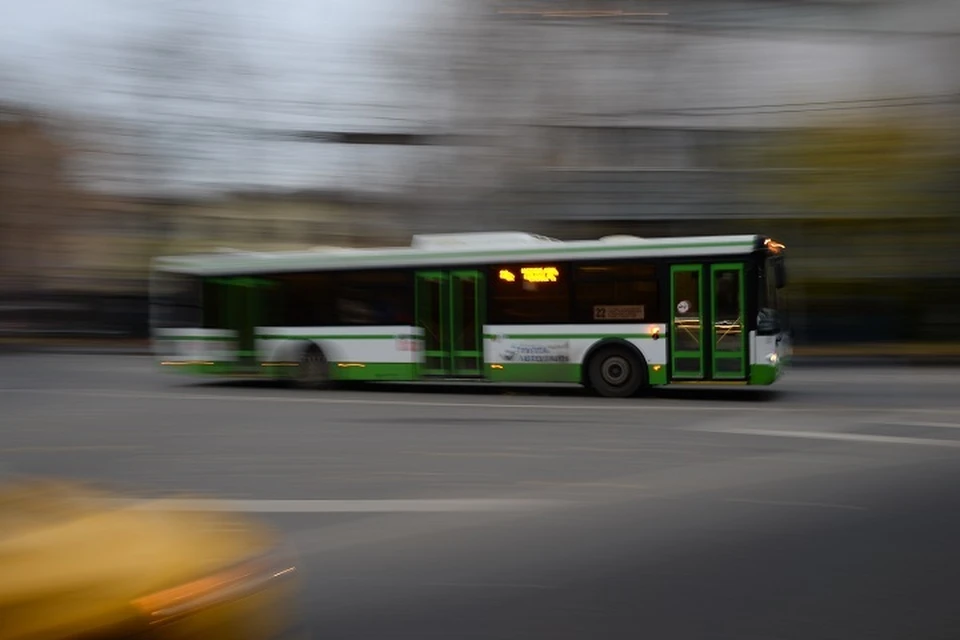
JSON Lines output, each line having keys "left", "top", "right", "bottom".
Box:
{"left": 415, "top": 270, "right": 484, "bottom": 377}
{"left": 669, "top": 263, "right": 747, "bottom": 381}
{"left": 206, "top": 277, "right": 275, "bottom": 363}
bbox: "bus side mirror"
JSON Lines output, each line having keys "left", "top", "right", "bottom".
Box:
{"left": 758, "top": 312, "right": 780, "bottom": 334}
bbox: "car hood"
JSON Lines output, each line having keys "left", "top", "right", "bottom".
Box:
{"left": 0, "top": 479, "right": 280, "bottom": 640}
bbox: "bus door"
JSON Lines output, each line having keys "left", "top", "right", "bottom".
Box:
{"left": 207, "top": 277, "right": 275, "bottom": 364}
{"left": 415, "top": 270, "right": 485, "bottom": 377}
{"left": 669, "top": 263, "right": 747, "bottom": 382}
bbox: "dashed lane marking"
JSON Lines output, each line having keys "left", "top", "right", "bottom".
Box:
{"left": 693, "top": 427, "right": 960, "bottom": 448}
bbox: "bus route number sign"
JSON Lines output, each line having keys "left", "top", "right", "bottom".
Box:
{"left": 593, "top": 305, "right": 644, "bottom": 321}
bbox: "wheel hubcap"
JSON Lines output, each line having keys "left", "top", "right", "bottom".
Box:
{"left": 601, "top": 356, "right": 630, "bottom": 386}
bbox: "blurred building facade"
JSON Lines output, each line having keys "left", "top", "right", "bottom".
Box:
{"left": 3, "top": 0, "right": 960, "bottom": 345}
{"left": 477, "top": 0, "right": 960, "bottom": 343}
{"left": 0, "top": 105, "right": 77, "bottom": 294}
{"left": 0, "top": 107, "right": 414, "bottom": 338}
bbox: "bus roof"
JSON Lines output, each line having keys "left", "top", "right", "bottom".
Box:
{"left": 152, "top": 232, "right": 766, "bottom": 276}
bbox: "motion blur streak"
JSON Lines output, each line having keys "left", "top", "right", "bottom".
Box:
{"left": 2, "top": 1, "right": 960, "bottom": 639}
{"left": 0, "top": 0, "right": 959, "bottom": 355}
{"left": 0, "top": 480, "right": 299, "bottom": 640}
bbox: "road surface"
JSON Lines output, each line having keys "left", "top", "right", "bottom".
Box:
{"left": 3, "top": 355, "right": 960, "bottom": 639}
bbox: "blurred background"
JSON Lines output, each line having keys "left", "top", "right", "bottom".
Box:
{"left": 1, "top": 0, "right": 959, "bottom": 353}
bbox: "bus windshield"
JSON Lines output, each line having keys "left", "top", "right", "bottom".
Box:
{"left": 758, "top": 255, "right": 786, "bottom": 334}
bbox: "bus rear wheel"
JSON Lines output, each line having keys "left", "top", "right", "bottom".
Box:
{"left": 295, "top": 344, "right": 329, "bottom": 389}
{"left": 587, "top": 346, "right": 646, "bottom": 398}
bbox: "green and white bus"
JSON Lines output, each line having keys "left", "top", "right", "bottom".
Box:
{"left": 150, "top": 232, "right": 789, "bottom": 397}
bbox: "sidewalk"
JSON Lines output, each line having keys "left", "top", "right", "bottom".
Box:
{"left": 3, "top": 337, "right": 960, "bottom": 365}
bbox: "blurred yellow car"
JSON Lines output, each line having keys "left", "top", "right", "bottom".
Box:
{"left": 0, "top": 479, "right": 299, "bottom": 640}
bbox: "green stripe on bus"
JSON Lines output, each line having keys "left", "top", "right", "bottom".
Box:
{"left": 648, "top": 365, "right": 668, "bottom": 386}
{"left": 159, "top": 362, "right": 246, "bottom": 375}
{"left": 485, "top": 363, "right": 669, "bottom": 386}
{"left": 156, "top": 335, "right": 234, "bottom": 341}
{"left": 331, "top": 363, "right": 420, "bottom": 381}
{"left": 749, "top": 364, "right": 780, "bottom": 385}
{"left": 487, "top": 363, "right": 581, "bottom": 383}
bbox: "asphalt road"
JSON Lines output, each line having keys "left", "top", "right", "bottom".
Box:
{"left": 3, "top": 355, "right": 960, "bottom": 639}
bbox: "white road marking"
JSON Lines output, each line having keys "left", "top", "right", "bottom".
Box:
{"left": 881, "top": 420, "right": 960, "bottom": 430}
{"left": 119, "top": 498, "right": 566, "bottom": 513}
{"left": 695, "top": 427, "right": 960, "bottom": 448}
{"left": 725, "top": 498, "right": 867, "bottom": 511}
{"left": 4, "top": 387, "right": 960, "bottom": 416}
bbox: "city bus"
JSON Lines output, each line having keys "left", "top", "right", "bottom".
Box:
{"left": 150, "top": 232, "right": 789, "bottom": 397}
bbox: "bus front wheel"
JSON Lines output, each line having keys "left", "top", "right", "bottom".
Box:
{"left": 295, "top": 344, "right": 330, "bottom": 390}
{"left": 587, "top": 346, "right": 646, "bottom": 398}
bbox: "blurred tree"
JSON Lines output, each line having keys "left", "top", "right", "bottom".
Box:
{"left": 759, "top": 117, "right": 960, "bottom": 342}
{"left": 370, "top": 1, "right": 542, "bottom": 232}
{"left": 761, "top": 119, "right": 960, "bottom": 219}
{"left": 86, "top": 0, "right": 262, "bottom": 197}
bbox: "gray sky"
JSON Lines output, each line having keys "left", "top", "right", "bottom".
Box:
{"left": 1, "top": 0, "right": 459, "bottom": 195}
{"left": 3, "top": 0, "right": 957, "bottom": 196}
{"left": 1, "top": 0, "right": 435, "bottom": 115}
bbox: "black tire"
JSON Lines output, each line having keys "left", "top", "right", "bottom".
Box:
{"left": 294, "top": 344, "right": 329, "bottom": 390}
{"left": 587, "top": 345, "right": 647, "bottom": 398}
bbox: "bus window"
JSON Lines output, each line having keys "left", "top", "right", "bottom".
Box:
{"left": 334, "top": 271, "right": 413, "bottom": 326}
{"left": 273, "top": 273, "right": 335, "bottom": 327}
{"left": 489, "top": 264, "right": 570, "bottom": 324}
{"left": 572, "top": 263, "right": 659, "bottom": 323}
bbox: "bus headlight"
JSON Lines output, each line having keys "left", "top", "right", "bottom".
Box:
{"left": 767, "top": 353, "right": 779, "bottom": 364}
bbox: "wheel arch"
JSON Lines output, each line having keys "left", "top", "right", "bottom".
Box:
{"left": 580, "top": 338, "right": 649, "bottom": 387}
{"left": 271, "top": 338, "right": 327, "bottom": 364}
